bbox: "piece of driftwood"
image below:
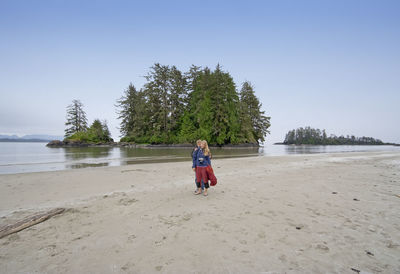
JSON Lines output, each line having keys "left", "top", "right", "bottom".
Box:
{"left": 0, "top": 208, "right": 65, "bottom": 239}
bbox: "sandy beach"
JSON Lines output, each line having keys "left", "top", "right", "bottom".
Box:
{"left": 0, "top": 151, "right": 399, "bottom": 273}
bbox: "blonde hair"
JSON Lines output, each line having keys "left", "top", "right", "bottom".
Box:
{"left": 202, "top": 140, "right": 210, "bottom": 156}
{"left": 196, "top": 139, "right": 202, "bottom": 146}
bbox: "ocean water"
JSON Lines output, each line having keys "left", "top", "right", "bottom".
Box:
{"left": 0, "top": 142, "right": 399, "bottom": 174}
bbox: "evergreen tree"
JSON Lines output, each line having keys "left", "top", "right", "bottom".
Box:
{"left": 64, "top": 99, "right": 88, "bottom": 138}
{"left": 185, "top": 65, "right": 241, "bottom": 145}
{"left": 101, "top": 120, "right": 112, "bottom": 141}
{"left": 212, "top": 64, "right": 241, "bottom": 144}
{"left": 168, "top": 65, "right": 187, "bottom": 139}
{"left": 239, "top": 81, "right": 270, "bottom": 144}
{"left": 189, "top": 67, "right": 214, "bottom": 142}
{"left": 115, "top": 84, "right": 147, "bottom": 142}
{"left": 86, "top": 119, "right": 113, "bottom": 142}
{"left": 184, "top": 65, "right": 202, "bottom": 95}
{"left": 89, "top": 119, "right": 103, "bottom": 139}
{"left": 142, "top": 64, "right": 188, "bottom": 143}
{"left": 143, "top": 64, "right": 170, "bottom": 143}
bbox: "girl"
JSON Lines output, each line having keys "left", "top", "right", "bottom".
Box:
{"left": 194, "top": 140, "right": 212, "bottom": 196}
{"left": 192, "top": 140, "right": 204, "bottom": 191}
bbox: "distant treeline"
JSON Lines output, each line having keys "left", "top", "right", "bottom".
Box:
{"left": 116, "top": 63, "right": 270, "bottom": 145}
{"left": 283, "top": 127, "right": 391, "bottom": 145}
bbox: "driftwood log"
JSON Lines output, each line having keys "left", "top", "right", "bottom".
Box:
{"left": 0, "top": 208, "right": 65, "bottom": 239}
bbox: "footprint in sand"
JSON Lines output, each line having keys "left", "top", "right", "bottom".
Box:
{"left": 314, "top": 243, "right": 329, "bottom": 252}
{"left": 158, "top": 213, "right": 192, "bottom": 227}
{"left": 127, "top": 234, "right": 136, "bottom": 242}
{"left": 278, "top": 254, "right": 287, "bottom": 262}
{"left": 154, "top": 236, "right": 167, "bottom": 246}
{"left": 71, "top": 232, "right": 91, "bottom": 242}
{"left": 121, "top": 262, "right": 135, "bottom": 271}
{"left": 118, "top": 198, "right": 138, "bottom": 206}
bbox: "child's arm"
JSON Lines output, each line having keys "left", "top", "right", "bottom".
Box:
{"left": 192, "top": 148, "right": 198, "bottom": 168}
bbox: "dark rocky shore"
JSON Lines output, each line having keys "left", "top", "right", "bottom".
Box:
{"left": 46, "top": 140, "right": 260, "bottom": 148}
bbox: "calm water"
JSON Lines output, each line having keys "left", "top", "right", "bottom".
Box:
{"left": 0, "top": 142, "right": 399, "bottom": 174}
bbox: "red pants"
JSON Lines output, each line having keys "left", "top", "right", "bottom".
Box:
{"left": 196, "top": 166, "right": 208, "bottom": 184}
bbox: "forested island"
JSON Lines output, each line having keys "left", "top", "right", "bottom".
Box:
{"left": 47, "top": 99, "right": 115, "bottom": 147}
{"left": 48, "top": 63, "right": 270, "bottom": 147}
{"left": 280, "top": 127, "right": 398, "bottom": 146}
{"left": 117, "top": 64, "right": 270, "bottom": 145}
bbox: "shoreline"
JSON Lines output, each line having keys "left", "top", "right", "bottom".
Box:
{"left": 2, "top": 144, "right": 399, "bottom": 176}
{"left": 46, "top": 140, "right": 261, "bottom": 148}
{"left": 1, "top": 151, "right": 399, "bottom": 272}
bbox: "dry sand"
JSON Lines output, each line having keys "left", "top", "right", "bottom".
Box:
{"left": 0, "top": 151, "right": 399, "bottom": 273}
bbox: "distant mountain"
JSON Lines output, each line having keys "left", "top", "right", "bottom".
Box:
{"left": 0, "top": 134, "right": 19, "bottom": 139}
{"left": 21, "top": 134, "right": 63, "bottom": 141}
{"left": 0, "top": 134, "right": 63, "bottom": 141}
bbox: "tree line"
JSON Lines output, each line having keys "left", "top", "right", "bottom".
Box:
{"left": 63, "top": 63, "right": 270, "bottom": 145}
{"left": 115, "top": 63, "right": 270, "bottom": 145}
{"left": 283, "top": 127, "right": 386, "bottom": 145}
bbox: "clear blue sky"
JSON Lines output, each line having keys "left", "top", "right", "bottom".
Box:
{"left": 1, "top": 0, "right": 399, "bottom": 143}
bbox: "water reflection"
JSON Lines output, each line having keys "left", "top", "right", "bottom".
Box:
{"left": 281, "top": 145, "right": 392, "bottom": 154}
{"left": 63, "top": 147, "right": 113, "bottom": 160}
{"left": 284, "top": 145, "right": 328, "bottom": 154}
{"left": 118, "top": 147, "right": 261, "bottom": 165}
{"left": 67, "top": 162, "right": 110, "bottom": 169}
{"left": 63, "top": 147, "right": 114, "bottom": 169}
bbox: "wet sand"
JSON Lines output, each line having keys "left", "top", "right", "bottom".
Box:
{"left": 0, "top": 151, "right": 399, "bottom": 273}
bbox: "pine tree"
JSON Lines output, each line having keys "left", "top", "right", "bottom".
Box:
{"left": 239, "top": 82, "right": 270, "bottom": 144}
{"left": 85, "top": 119, "right": 113, "bottom": 142}
{"left": 143, "top": 64, "right": 170, "bottom": 143}
{"left": 176, "top": 65, "right": 203, "bottom": 143}
{"left": 188, "top": 67, "right": 213, "bottom": 142}
{"left": 89, "top": 119, "right": 103, "bottom": 139}
{"left": 115, "top": 83, "right": 147, "bottom": 142}
{"left": 169, "top": 65, "right": 187, "bottom": 139}
{"left": 101, "top": 120, "right": 112, "bottom": 142}
{"left": 239, "top": 83, "right": 255, "bottom": 143}
{"left": 64, "top": 99, "right": 88, "bottom": 138}
{"left": 211, "top": 64, "right": 240, "bottom": 144}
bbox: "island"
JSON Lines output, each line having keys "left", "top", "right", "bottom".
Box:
{"left": 277, "top": 127, "right": 399, "bottom": 146}
{"left": 47, "top": 63, "right": 271, "bottom": 148}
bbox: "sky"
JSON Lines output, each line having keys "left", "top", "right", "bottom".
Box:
{"left": 0, "top": 0, "right": 399, "bottom": 143}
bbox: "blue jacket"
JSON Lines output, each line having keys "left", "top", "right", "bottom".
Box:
{"left": 192, "top": 147, "right": 211, "bottom": 168}
{"left": 192, "top": 146, "right": 199, "bottom": 168}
